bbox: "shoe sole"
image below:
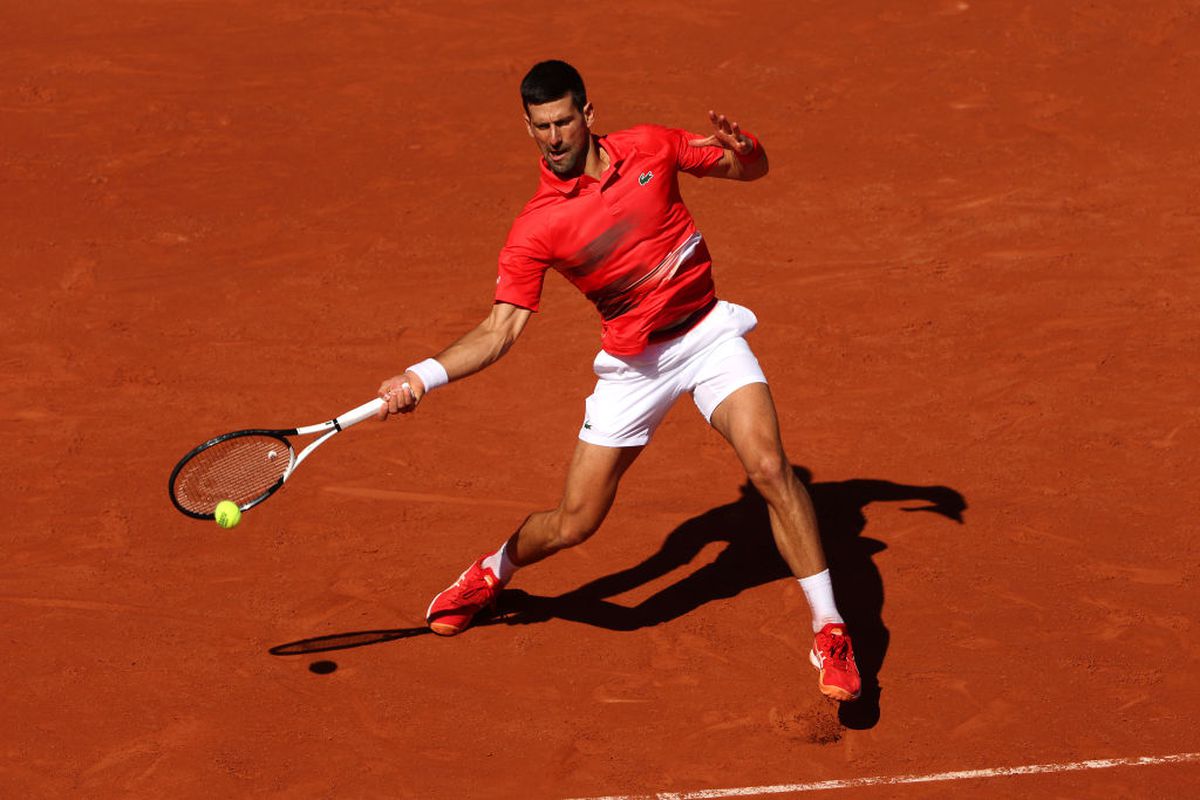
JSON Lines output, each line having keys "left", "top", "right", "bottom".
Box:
{"left": 809, "top": 649, "right": 861, "bottom": 702}
{"left": 429, "top": 621, "right": 463, "bottom": 636}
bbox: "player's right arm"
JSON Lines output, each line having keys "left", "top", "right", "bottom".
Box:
{"left": 376, "top": 301, "right": 532, "bottom": 418}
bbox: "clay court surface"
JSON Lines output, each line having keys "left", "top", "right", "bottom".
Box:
{"left": 3, "top": 1, "right": 1199, "bottom": 797}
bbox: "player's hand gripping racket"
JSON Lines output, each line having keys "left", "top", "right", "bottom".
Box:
{"left": 169, "top": 397, "right": 385, "bottom": 519}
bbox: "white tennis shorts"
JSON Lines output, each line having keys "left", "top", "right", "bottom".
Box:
{"left": 578, "top": 300, "right": 767, "bottom": 447}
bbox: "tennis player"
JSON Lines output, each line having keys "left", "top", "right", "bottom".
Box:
{"left": 377, "top": 60, "right": 859, "bottom": 701}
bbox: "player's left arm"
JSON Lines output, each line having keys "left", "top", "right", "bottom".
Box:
{"left": 688, "top": 110, "right": 769, "bottom": 181}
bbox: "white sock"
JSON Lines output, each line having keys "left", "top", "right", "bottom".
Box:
{"left": 481, "top": 541, "right": 518, "bottom": 585}
{"left": 798, "top": 569, "right": 844, "bottom": 633}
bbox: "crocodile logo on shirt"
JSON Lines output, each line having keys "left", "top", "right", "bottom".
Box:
{"left": 638, "top": 171, "right": 654, "bottom": 186}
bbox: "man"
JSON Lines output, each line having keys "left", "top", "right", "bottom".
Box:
{"left": 376, "top": 60, "right": 860, "bottom": 702}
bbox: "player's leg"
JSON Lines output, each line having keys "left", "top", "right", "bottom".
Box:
{"left": 507, "top": 440, "right": 644, "bottom": 566}
{"left": 708, "top": 383, "right": 825, "bottom": 577}
{"left": 426, "top": 439, "right": 643, "bottom": 636}
{"left": 427, "top": 331, "right": 678, "bottom": 637}
{"left": 704, "top": 378, "right": 860, "bottom": 702}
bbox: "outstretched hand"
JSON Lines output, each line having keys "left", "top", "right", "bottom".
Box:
{"left": 688, "top": 110, "right": 756, "bottom": 156}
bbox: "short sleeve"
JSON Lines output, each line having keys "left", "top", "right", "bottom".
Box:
{"left": 495, "top": 215, "right": 550, "bottom": 311}
{"left": 667, "top": 127, "right": 726, "bottom": 177}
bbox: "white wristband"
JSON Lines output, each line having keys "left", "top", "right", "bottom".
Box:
{"left": 405, "top": 358, "right": 449, "bottom": 393}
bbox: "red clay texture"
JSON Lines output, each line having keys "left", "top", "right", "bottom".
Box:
{"left": 2, "top": 2, "right": 1198, "bottom": 798}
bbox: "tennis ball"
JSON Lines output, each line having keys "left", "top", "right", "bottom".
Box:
{"left": 214, "top": 500, "right": 242, "bottom": 529}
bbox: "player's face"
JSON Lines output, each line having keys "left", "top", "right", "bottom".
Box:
{"left": 525, "top": 95, "right": 594, "bottom": 177}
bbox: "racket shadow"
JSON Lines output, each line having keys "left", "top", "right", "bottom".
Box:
{"left": 269, "top": 627, "right": 431, "bottom": 655}
{"left": 267, "top": 616, "right": 514, "bottom": 656}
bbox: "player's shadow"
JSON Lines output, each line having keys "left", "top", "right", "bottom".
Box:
{"left": 496, "top": 466, "right": 966, "bottom": 729}
{"left": 267, "top": 466, "right": 964, "bottom": 730}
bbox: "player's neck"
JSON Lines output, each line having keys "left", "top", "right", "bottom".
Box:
{"left": 582, "top": 135, "right": 609, "bottom": 181}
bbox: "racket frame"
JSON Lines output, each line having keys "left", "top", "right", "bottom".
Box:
{"left": 168, "top": 397, "right": 384, "bottom": 519}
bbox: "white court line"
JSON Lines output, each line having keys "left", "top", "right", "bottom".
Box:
{"left": 568, "top": 752, "right": 1200, "bottom": 799}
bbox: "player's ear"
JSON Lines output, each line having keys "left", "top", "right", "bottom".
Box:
{"left": 523, "top": 113, "right": 535, "bottom": 138}
{"left": 582, "top": 102, "right": 595, "bottom": 128}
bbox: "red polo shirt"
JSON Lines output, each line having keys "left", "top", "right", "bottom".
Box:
{"left": 494, "top": 124, "right": 726, "bottom": 356}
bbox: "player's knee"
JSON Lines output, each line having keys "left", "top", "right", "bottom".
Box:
{"left": 551, "top": 508, "right": 603, "bottom": 550}
{"left": 554, "top": 518, "right": 599, "bottom": 549}
{"left": 745, "top": 450, "right": 791, "bottom": 497}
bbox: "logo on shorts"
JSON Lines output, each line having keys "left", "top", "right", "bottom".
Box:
{"left": 638, "top": 171, "right": 654, "bottom": 186}
{"left": 583, "top": 421, "right": 593, "bottom": 430}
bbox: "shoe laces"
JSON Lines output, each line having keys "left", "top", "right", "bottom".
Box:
{"left": 445, "top": 567, "right": 496, "bottom": 607}
{"left": 819, "top": 629, "right": 853, "bottom": 665}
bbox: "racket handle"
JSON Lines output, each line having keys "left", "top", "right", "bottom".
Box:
{"left": 335, "top": 397, "right": 386, "bottom": 430}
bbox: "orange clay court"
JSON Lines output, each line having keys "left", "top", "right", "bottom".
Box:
{"left": 2, "top": 2, "right": 1198, "bottom": 798}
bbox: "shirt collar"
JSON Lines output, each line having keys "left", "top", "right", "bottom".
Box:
{"left": 538, "top": 134, "right": 628, "bottom": 195}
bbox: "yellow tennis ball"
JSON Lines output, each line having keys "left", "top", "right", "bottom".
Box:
{"left": 214, "top": 500, "right": 242, "bottom": 529}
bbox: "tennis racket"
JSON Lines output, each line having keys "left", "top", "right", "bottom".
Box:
{"left": 169, "top": 397, "right": 385, "bottom": 519}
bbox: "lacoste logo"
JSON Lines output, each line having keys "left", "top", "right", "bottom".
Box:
{"left": 638, "top": 171, "right": 654, "bottom": 186}
{"left": 583, "top": 421, "right": 593, "bottom": 430}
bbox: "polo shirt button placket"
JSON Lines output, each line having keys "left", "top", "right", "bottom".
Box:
{"left": 601, "top": 175, "right": 623, "bottom": 216}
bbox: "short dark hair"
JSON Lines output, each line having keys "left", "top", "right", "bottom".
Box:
{"left": 520, "top": 60, "right": 587, "bottom": 112}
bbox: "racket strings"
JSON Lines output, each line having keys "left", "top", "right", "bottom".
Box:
{"left": 173, "top": 435, "right": 291, "bottom": 514}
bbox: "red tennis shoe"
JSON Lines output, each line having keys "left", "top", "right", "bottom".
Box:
{"left": 426, "top": 557, "right": 501, "bottom": 636}
{"left": 809, "top": 623, "right": 861, "bottom": 701}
